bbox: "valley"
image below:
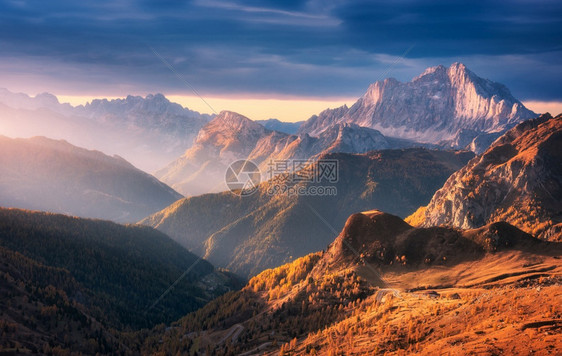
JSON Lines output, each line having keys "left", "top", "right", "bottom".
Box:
{"left": 0, "top": 59, "right": 560, "bottom": 355}
{"left": 143, "top": 148, "right": 473, "bottom": 277}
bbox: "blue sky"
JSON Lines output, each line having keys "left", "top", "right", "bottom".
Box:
{"left": 0, "top": 0, "right": 561, "bottom": 119}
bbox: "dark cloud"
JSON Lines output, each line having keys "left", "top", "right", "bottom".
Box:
{"left": 334, "top": 0, "right": 562, "bottom": 56}
{"left": 235, "top": 0, "right": 308, "bottom": 11}
{"left": 0, "top": 0, "right": 560, "bottom": 101}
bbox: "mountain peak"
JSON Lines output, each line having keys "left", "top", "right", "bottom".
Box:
{"left": 413, "top": 62, "right": 470, "bottom": 82}
{"left": 327, "top": 210, "right": 412, "bottom": 265}
{"left": 210, "top": 111, "right": 266, "bottom": 131}
{"left": 217, "top": 110, "right": 252, "bottom": 121}
{"left": 189, "top": 111, "right": 269, "bottom": 155}
{"left": 447, "top": 62, "right": 475, "bottom": 81}
{"left": 417, "top": 113, "right": 562, "bottom": 241}
{"left": 300, "top": 62, "right": 536, "bottom": 146}
{"left": 145, "top": 93, "right": 169, "bottom": 103}
{"left": 413, "top": 64, "right": 447, "bottom": 81}
{"left": 449, "top": 61, "right": 467, "bottom": 71}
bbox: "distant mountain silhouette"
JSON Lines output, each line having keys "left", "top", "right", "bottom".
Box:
{"left": 0, "top": 136, "right": 182, "bottom": 222}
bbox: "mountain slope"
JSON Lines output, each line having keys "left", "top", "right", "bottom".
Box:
{"left": 156, "top": 111, "right": 414, "bottom": 196}
{"left": 0, "top": 89, "right": 211, "bottom": 172}
{"left": 265, "top": 123, "right": 392, "bottom": 162}
{"left": 0, "top": 208, "right": 241, "bottom": 330}
{"left": 143, "top": 210, "right": 561, "bottom": 355}
{"left": 0, "top": 246, "right": 125, "bottom": 354}
{"left": 155, "top": 111, "right": 282, "bottom": 196}
{"left": 144, "top": 148, "right": 473, "bottom": 276}
{"left": 298, "top": 63, "right": 536, "bottom": 151}
{"left": 0, "top": 136, "right": 183, "bottom": 223}
{"left": 409, "top": 113, "right": 562, "bottom": 241}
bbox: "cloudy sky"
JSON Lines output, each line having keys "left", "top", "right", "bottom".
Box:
{"left": 1, "top": 0, "right": 561, "bottom": 121}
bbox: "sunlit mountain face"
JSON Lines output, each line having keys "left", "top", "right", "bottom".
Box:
{"left": 0, "top": 0, "right": 561, "bottom": 355}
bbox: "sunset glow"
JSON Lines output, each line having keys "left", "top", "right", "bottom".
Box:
{"left": 0, "top": 1, "right": 561, "bottom": 355}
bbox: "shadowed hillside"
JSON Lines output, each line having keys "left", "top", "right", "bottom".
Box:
{"left": 0, "top": 208, "right": 242, "bottom": 332}
{"left": 144, "top": 148, "right": 473, "bottom": 277}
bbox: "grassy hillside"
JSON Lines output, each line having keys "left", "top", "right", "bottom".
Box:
{"left": 141, "top": 211, "right": 562, "bottom": 355}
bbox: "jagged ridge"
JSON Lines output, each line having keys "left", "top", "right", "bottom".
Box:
{"left": 298, "top": 63, "right": 536, "bottom": 148}
{"left": 412, "top": 113, "right": 562, "bottom": 241}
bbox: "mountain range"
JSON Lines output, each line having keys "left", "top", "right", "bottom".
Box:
{"left": 256, "top": 118, "right": 303, "bottom": 134}
{"left": 144, "top": 148, "right": 473, "bottom": 276}
{"left": 0, "top": 61, "right": 560, "bottom": 355}
{"left": 155, "top": 111, "right": 422, "bottom": 196}
{"left": 156, "top": 62, "right": 536, "bottom": 196}
{"left": 408, "top": 113, "right": 562, "bottom": 241}
{"left": 298, "top": 62, "right": 536, "bottom": 153}
{"left": 0, "top": 89, "right": 211, "bottom": 172}
{"left": 0, "top": 62, "right": 536, "bottom": 185}
{"left": 0, "top": 136, "right": 182, "bottom": 222}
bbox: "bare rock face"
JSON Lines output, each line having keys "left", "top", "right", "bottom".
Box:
{"left": 417, "top": 113, "right": 562, "bottom": 241}
{"left": 299, "top": 63, "right": 536, "bottom": 147}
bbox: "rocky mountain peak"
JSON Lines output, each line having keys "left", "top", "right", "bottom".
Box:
{"left": 363, "top": 77, "right": 400, "bottom": 105}
{"left": 447, "top": 62, "right": 468, "bottom": 76}
{"left": 414, "top": 113, "right": 562, "bottom": 241}
{"left": 196, "top": 111, "right": 267, "bottom": 143}
{"left": 146, "top": 93, "right": 168, "bottom": 102}
{"left": 216, "top": 110, "right": 263, "bottom": 128}
{"left": 299, "top": 63, "right": 536, "bottom": 149}
{"left": 86, "top": 93, "right": 190, "bottom": 116}
{"left": 413, "top": 64, "right": 448, "bottom": 81}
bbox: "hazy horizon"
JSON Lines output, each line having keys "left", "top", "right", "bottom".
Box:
{"left": 2, "top": 87, "right": 561, "bottom": 124}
